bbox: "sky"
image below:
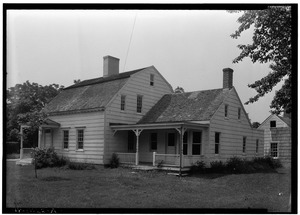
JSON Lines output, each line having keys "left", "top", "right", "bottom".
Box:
{"left": 6, "top": 9, "right": 284, "bottom": 123}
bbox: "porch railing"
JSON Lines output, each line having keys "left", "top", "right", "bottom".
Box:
{"left": 115, "top": 152, "right": 136, "bottom": 164}
{"left": 154, "top": 153, "right": 180, "bottom": 166}
{"left": 20, "top": 148, "right": 34, "bottom": 159}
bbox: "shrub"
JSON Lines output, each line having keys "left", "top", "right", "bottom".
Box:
{"left": 252, "top": 156, "right": 282, "bottom": 169}
{"left": 157, "top": 160, "right": 164, "bottom": 168}
{"left": 109, "top": 153, "right": 120, "bottom": 168}
{"left": 190, "top": 160, "right": 206, "bottom": 174}
{"left": 6, "top": 142, "right": 20, "bottom": 154}
{"left": 226, "top": 156, "right": 244, "bottom": 173}
{"left": 33, "top": 147, "right": 67, "bottom": 169}
{"left": 210, "top": 160, "right": 226, "bottom": 173}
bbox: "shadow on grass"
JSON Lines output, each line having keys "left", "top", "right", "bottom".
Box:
{"left": 40, "top": 176, "right": 71, "bottom": 181}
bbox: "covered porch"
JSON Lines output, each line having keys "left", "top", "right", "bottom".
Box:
{"left": 19, "top": 119, "right": 60, "bottom": 161}
{"left": 110, "top": 121, "right": 209, "bottom": 173}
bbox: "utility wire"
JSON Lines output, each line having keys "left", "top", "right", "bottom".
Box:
{"left": 123, "top": 12, "right": 137, "bottom": 72}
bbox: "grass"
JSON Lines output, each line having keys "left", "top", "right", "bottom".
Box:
{"left": 5, "top": 161, "right": 291, "bottom": 211}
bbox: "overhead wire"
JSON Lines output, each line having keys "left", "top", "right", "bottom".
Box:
{"left": 123, "top": 12, "right": 137, "bottom": 72}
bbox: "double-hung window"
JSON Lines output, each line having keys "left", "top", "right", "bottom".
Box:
{"left": 225, "top": 104, "right": 229, "bottom": 118}
{"left": 270, "top": 142, "right": 278, "bottom": 158}
{"left": 137, "top": 95, "right": 143, "bottom": 113}
{"left": 150, "top": 133, "right": 157, "bottom": 151}
{"left": 238, "top": 108, "right": 241, "bottom": 120}
{"left": 77, "top": 129, "right": 84, "bottom": 150}
{"left": 121, "top": 95, "right": 126, "bottom": 111}
{"left": 192, "top": 132, "right": 202, "bottom": 155}
{"left": 150, "top": 74, "right": 154, "bottom": 86}
{"left": 242, "top": 136, "right": 246, "bottom": 153}
{"left": 215, "top": 132, "right": 220, "bottom": 154}
{"left": 63, "top": 130, "right": 69, "bottom": 149}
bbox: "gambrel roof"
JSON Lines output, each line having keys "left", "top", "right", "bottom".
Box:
{"left": 138, "top": 88, "right": 231, "bottom": 123}
{"left": 44, "top": 67, "right": 147, "bottom": 114}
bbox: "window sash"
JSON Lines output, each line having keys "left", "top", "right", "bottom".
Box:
{"left": 242, "top": 137, "right": 246, "bottom": 153}
{"left": 150, "top": 74, "right": 154, "bottom": 86}
{"left": 270, "top": 142, "right": 278, "bottom": 158}
{"left": 137, "top": 95, "right": 143, "bottom": 113}
{"left": 192, "top": 144, "right": 201, "bottom": 155}
{"left": 225, "top": 105, "right": 228, "bottom": 117}
{"left": 121, "top": 95, "right": 126, "bottom": 111}
{"left": 63, "top": 130, "right": 69, "bottom": 149}
{"left": 77, "top": 130, "right": 84, "bottom": 149}
{"left": 193, "top": 132, "right": 202, "bottom": 143}
{"left": 270, "top": 121, "right": 276, "bottom": 128}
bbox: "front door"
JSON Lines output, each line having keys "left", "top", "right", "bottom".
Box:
{"left": 44, "top": 129, "right": 52, "bottom": 148}
{"left": 167, "top": 133, "right": 176, "bottom": 154}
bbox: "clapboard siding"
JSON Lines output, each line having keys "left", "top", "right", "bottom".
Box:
{"left": 104, "top": 67, "right": 173, "bottom": 163}
{"left": 46, "top": 111, "right": 105, "bottom": 164}
{"left": 208, "top": 88, "right": 264, "bottom": 163}
{"left": 259, "top": 114, "right": 291, "bottom": 167}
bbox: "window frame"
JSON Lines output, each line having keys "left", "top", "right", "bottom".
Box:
{"left": 215, "top": 132, "right": 220, "bottom": 154}
{"left": 242, "top": 136, "right": 246, "bottom": 153}
{"left": 76, "top": 129, "right": 85, "bottom": 151}
{"left": 137, "top": 95, "right": 143, "bottom": 113}
{"left": 120, "top": 95, "right": 126, "bottom": 111}
{"left": 270, "top": 120, "right": 276, "bottom": 128}
{"left": 150, "top": 133, "right": 158, "bottom": 151}
{"left": 225, "top": 104, "right": 229, "bottom": 118}
{"left": 238, "top": 107, "right": 241, "bottom": 120}
{"left": 150, "top": 74, "right": 154, "bottom": 86}
{"left": 63, "top": 130, "right": 69, "bottom": 150}
{"left": 270, "top": 142, "right": 279, "bottom": 158}
{"left": 192, "top": 131, "right": 202, "bottom": 155}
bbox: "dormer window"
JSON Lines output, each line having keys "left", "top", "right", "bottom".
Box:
{"left": 150, "top": 74, "right": 154, "bottom": 86}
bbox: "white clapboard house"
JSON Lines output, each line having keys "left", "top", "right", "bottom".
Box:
{"left": 30, "top": 55, "right": 264, "bottom": 168}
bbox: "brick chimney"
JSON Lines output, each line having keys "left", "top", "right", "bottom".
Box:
{"left": 223, "top": 68, "right": 233, "bottom": 89}
{"left": 103, "top": 55, "right": 119, "bottom": 77}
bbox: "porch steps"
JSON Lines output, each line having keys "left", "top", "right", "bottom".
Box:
{"left": 16, "top": 158, "right": 33, "bottom": 166}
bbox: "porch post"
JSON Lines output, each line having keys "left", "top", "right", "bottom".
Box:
{"left": 176, "top": 126, "right": 186, "bottom": 176}
{"left": 20, "top": 126, "right": 24, "bottom": 160}
{"left": 153, "top": 152, "right": 156, "bottom": 166}
{"left": 133, "top": 129, "right": 143, "bottom": 166}
{"left": 38, "top": 127, "right": 42, "bottom": 148}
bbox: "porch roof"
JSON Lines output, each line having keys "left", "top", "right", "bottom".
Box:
{"left": 40, "top": 118, "right": 61, "bottom": 128}
{"left": 110, "top": 121, "right": 209, "bottom": 131}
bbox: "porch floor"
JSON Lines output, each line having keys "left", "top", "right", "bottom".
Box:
{"left": 120, "top": 162, "right": 191, "bottom": 172}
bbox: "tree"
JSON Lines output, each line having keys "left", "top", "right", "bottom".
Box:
{"left": 230, "top": 7, "right": 292, "bottom": 114}
{"left": 6, "top": 81, "right": 64, "bottom": 146}
{"left": 174, "top": 86, "right": 185, "bottom": 94}
{"left": 251, "top": 122, "right": 261, "bottom": 129}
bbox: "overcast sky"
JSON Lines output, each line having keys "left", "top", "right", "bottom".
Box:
{"left": 7, "top": 9, "right": 283, "bottom": 123}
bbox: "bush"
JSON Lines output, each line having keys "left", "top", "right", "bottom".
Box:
{"left": 252, "top": 156, "right": 282, "bottom": 169}
{"left": 210, "top": 160, "right": 226, "bottom": 173}
{"left": 109, "top": 153, "right": 120, "bottom": 168}
{"left": 33, "top": 147, "right": 67, "bottom": 169}
{"left": 226, "top": 156, "right": 244, "bottom": 173}
{"left": 190, "top": 160, "right": 206, "bottom": 174}
{"left": 6, "top": 142, "right": 20, "bottom": 154}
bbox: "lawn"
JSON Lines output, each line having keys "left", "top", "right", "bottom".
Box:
{"left": 5, "top": 161, "right": 291, "bottom": 212}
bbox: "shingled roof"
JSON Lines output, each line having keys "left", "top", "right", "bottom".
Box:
{"left": 278, "top": 116, "right": 291, "bottom": 127}
{"left": 138, "top": 88, "right": 231, "bottom": 124}
{"left": 44, "top": 68, "right": 146, "bottom": 114}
